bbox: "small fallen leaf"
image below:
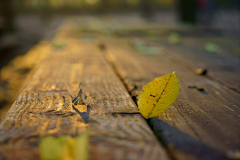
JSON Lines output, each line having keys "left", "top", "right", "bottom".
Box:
{"left": 40, "top": 130, "right": 90, "bottom": 160}
{"left": 72, "top": 83, "right": 89, "bottom": 106}
{"left": 195, "top": 68, "right": 207, "bottom": 75}
{"left": 196, "top": 87, "right": 204, "bottom": 92}
{"left": 204, "top": 42, "right": 220, "bottom": 53}
{"left": 52, "top": 41, "right": 66, "bottom": 50}
{"left": 188, "top": 86, "right": 208, "bottom": 94}
{"left": 130, "top": 39, "right": 163, "bottom": 55}
{"left": 168, "top": 33, "right": 180, "bottom": 44}
{"left": 138, "top": 72, "right": 181, "bottom": 119}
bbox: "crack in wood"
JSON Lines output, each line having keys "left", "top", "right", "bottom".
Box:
{"left": 99, "top": 43, "right": 175, "bottom": 160}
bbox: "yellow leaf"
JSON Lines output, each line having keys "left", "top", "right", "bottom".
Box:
{"left": 39, "top": 130, "right": 90, "bottom": 160}
{"left": 73, "top": 130, "right": 90, "bottom": 160}
{"left": 137, "top": 72, "right": 180, "bottom": 119}
{"left": 39, "top": 136, "right": 73, "bottom": 160}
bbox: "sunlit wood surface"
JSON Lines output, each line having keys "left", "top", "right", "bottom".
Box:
{"left": 0, "top": 16, "right": 239, "bottom": 160}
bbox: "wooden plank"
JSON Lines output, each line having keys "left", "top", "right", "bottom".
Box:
{"left": 0, "top": 36, "right": 169, "bottom": 159}
{"left": 0, "top": 42, "right": 52, "bottom": 121}
{"left": 105, "top": 39, "right": 240, "bottom": 160}
{"left": 0, "top": 114, "right": 168, "bottom": 160}
{"left": 151, "top": 38, "right": 240, "bottom": 93}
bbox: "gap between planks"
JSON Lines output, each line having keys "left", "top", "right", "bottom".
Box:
{"left": 98, "top": 43, "right": 179, "bottom": 160}
{"left": 102, "top": 38, "right": 239, "bottom": 160}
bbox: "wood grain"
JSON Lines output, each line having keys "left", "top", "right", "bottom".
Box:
{"left": 151, "top": 38, "right": 240, "bottom": 93}
{"left": 105, "top": 39, "right": 240, "bottom": 160}
{"left": 0, "top": 35, "right": 169, "bottom": 159}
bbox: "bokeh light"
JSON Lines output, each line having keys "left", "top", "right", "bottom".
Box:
{"left": 85, "top": 0, "right": 99, "bottom": 5}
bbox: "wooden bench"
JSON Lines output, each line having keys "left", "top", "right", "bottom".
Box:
{"left": 0, "top": 17, "right": 239, "bottom": 160}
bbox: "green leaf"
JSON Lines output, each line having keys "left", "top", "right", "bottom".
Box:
{"left": 204, "top": 42, "right": 220, "bottom": 53}
{"left": 130, "top": 39, "right": 160, "bottom": 55}
{"left": 168, "top": 33, "right": 180, "bottom": 44}
{"left": 52, "top": 41, "right": 66, "bottom": 50}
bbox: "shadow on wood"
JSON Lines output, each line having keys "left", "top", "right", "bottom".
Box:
{"left": 150, "top": 118, "right": 230, "bottom": 160}
{"left": 72, "top": 105, "right": 91, "bottom": 123}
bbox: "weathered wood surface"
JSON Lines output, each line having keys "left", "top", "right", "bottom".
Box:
{"left": 105, "top": 39, "right": 240, "bottom": 160}
{"left": 0, "top": 35, "right": 169, "bottom": 159}
{"left": 151, "top": 38, "right": 240, "bottom": 93}
{"left": 1, "top": 17, "right": 240, "bottom": 160}
{"left": 0, "top": 42, "right": 52, "bottom": 121}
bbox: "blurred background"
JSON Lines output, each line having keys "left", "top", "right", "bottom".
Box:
{"left": 0, "top": 0, "right": 240, "bottom": 121}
